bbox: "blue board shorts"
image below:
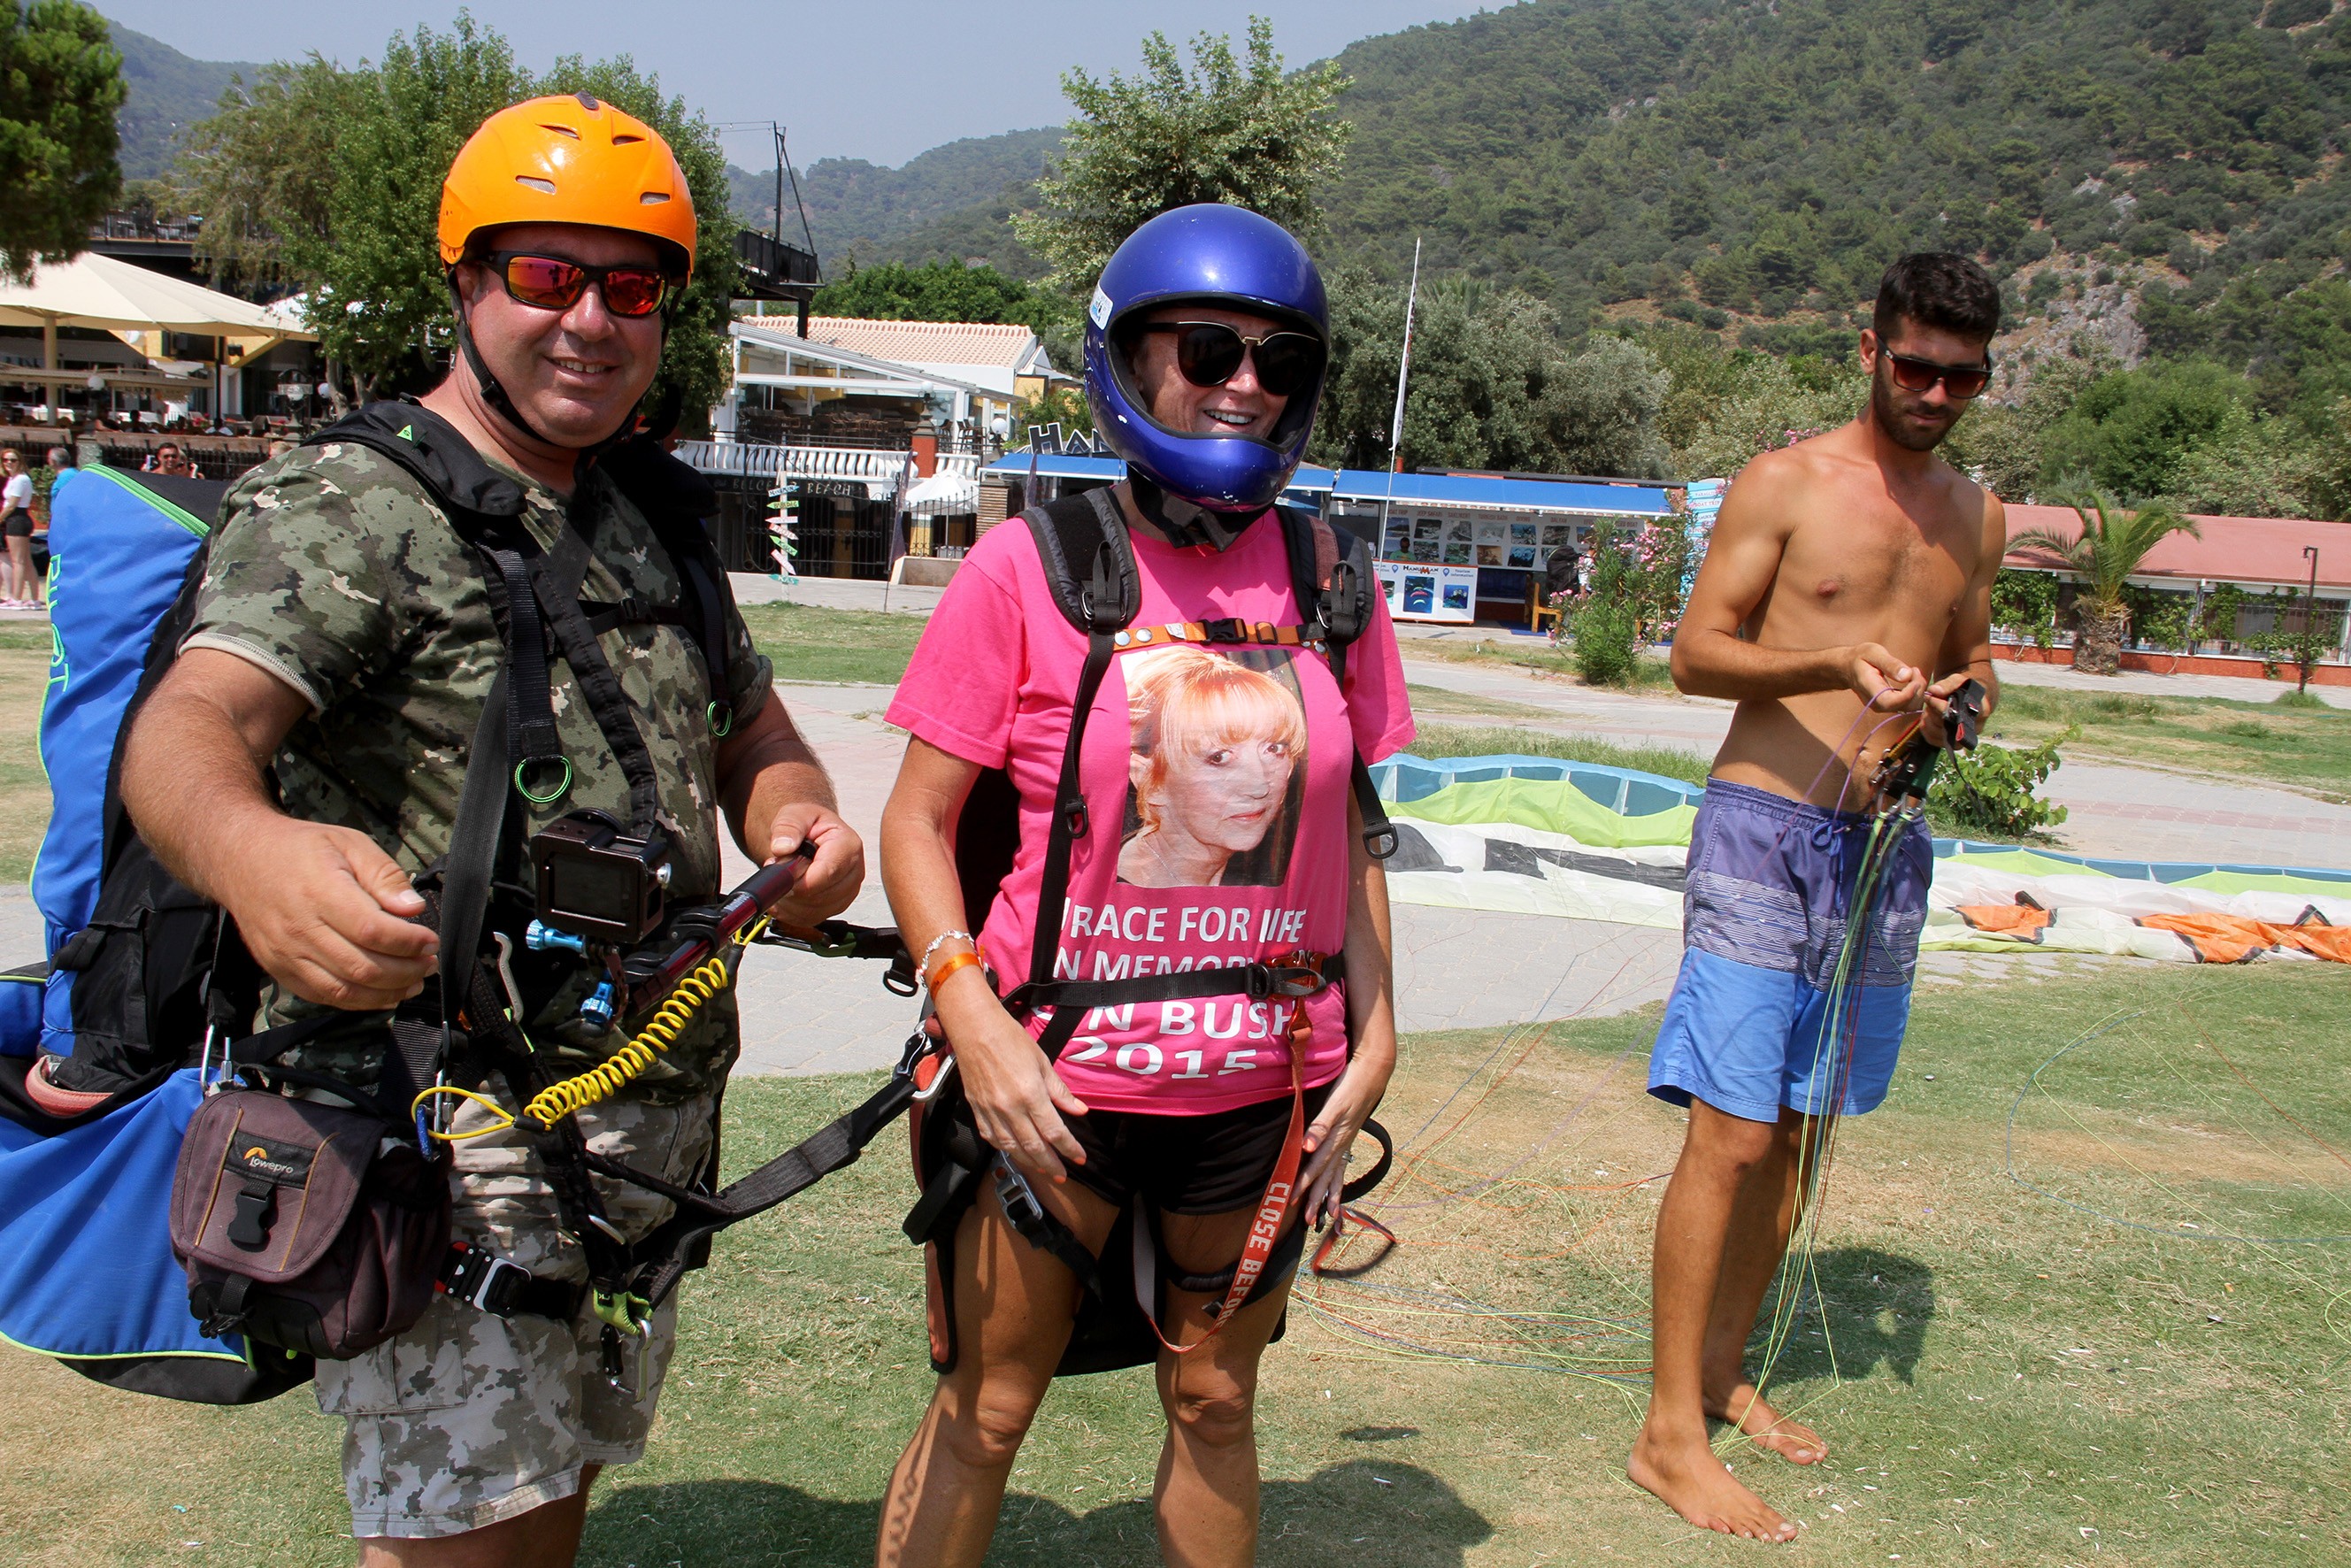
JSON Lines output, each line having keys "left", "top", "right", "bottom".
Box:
{"left": 1648, "top": 779, "right": 1932, "bottom": 1125}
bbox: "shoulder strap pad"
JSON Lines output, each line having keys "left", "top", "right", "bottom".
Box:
{"left": 1278, "top": 506, "right": 1375, "bottom": 648}
{"left": 597, "top": 435, "right": 720, "bottom": 522}
{"left": 305, "top": 401, "right": 528, "bottom": 523}
{"left": 598, "top": 435, "right": 732, "bottom": 716}
{"left": 1024, "top": 488, "right": 1140, "bottom": 634}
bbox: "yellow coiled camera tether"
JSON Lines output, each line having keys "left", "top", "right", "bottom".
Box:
{"left": 411, "top": 915, "right": 772, "bottom": 1140}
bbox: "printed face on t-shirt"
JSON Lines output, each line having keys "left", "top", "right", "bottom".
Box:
{"left": 1118, "top": 644, "right": 1307, "bottom": 888}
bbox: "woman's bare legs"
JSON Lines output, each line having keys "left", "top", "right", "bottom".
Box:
{"left": 874, "top": 1180, "right": 1303, "bottom": 1568}
{"left": 1150, "top": 1207, "right": 1299, "bottom": 1568}
{"left": 8, "top": 536, "right": 35, "bottom": 605}
{"left": 875, "top": 1172, "right": 1118, "bottom": 1568}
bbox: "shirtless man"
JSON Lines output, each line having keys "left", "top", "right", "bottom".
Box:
{"left": 1627, "top": 253, "right": 2007, "bottom": 1541}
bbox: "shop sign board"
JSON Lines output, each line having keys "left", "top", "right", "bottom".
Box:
{"left": 1376, "top": 558, "right": 1477, "bottom": 623}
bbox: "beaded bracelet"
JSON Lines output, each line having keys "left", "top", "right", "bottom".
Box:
{"left": 921, "top": 928, "right": 973, "bottom": 971}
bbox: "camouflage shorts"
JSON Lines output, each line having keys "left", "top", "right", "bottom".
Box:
{"left": 314, "top": 1088, "right": 717, "bottom": 1540}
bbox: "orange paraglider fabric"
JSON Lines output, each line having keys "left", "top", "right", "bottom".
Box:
{"left": 1955, "top": 903, "right": 2053, "bottom": 940}
{"left": 2137, "top": 911, "right": 2351, "bottom": 965}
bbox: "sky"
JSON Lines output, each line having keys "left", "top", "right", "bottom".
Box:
{"left": 98, "top": 1, "right": 1492, "bottom": 170}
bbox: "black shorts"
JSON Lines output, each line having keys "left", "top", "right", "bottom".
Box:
{"left": 2, "top": 510, "right": 30, "bottom": 539}
{"left": 1061, "top": 1082, "right": 1334, "bottom": 1215}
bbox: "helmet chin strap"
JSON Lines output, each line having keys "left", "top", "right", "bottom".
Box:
{"left": 1127, "top": 473, "right": 1255, "bottom": 551}
{"left": 448, "top": 277, "right": 649, "bottom": 469}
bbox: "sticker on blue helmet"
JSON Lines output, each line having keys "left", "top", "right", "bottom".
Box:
{"left": 1089, "top": 287, "right": 1114, "bottom": 329}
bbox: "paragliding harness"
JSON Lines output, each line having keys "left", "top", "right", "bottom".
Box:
{"left": 903, "top": 488, "right": 1399, "bottom": 1377}
{"left": 34, "top": 402, "right": 920, "bottom": 1395}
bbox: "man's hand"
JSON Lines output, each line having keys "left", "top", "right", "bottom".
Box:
{"left": 222, "top": 821, "right": 439, "bottom": 1011}
{"left": 761, "top": 802, "right": 864, "bottom": 928}
{"left": 1844, "top": 642, "right": 1926, "bottom": 713}
{"left": 1917, "top": 671, "right": 1978, "bottom": 749}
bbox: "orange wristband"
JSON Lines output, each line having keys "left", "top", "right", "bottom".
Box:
{"left": 927, "top": 949, "right": 984, "bottom": 990}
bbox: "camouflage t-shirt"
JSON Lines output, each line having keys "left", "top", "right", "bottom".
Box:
{"left": 187, "top": 436, "right": 773, "bottom": 1101}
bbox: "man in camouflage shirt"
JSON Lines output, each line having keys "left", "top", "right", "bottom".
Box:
{"left": 120, "top": 98, "right": 862, "bottom": 1564}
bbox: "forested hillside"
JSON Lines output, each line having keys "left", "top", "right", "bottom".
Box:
{"left": 107, "top": 22, "right": 258, "bottom": 181}
{"left": 1321, "top": 0, "right": 2347, "bottom": 401}
{"left": 803, "top": 1, "right": 2345, "bottom": 411}
{"left": 728, "top": 127, "right": 1064, "bottom": 273}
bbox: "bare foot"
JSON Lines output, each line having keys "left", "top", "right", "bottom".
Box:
{"left": 1707, "top": 1382, "right": 1826, "bottom": 1464}
{"left": 1628, "top": 1426, "right": 1799, "bottom": 1542}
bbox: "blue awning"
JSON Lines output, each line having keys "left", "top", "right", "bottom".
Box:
{"left": 979, "top": 453, "right": 1338, "bottom": 496}
{"left": 973, "top": 456, "right": 1659, "bottom": 515}
{"left": 981, "top": 451, "right": 1126, "bottom": 481}
{"left": 1329, "top": 470, "right": 1673, "bottom": 517}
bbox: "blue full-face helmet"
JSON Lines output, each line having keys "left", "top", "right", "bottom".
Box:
{"left": 1085, "top": 204, "right": 1329, "bottom": 528}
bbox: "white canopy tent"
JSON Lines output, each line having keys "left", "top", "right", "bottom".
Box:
{"left": 0, "top": 252, "right": 319, "bottom": 413}
{"left": 900, "top": 470, "right": 980, "bottom": 515}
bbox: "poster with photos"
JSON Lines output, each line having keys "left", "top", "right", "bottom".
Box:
{"left": 1375, "top": 560, "right": 1476, "bottom": 623}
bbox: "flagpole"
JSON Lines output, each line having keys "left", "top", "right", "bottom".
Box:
{"left": 1380, "top": 237, "right": 1422, "bottom": 550}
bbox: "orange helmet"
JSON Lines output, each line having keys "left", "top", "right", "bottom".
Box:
{"left": 438, "top": 94, "right": 697, "bottom": 281}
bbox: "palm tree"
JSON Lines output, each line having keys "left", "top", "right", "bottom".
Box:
{"left": 2009, "top": 492, "right": 2201, "bottom": 675}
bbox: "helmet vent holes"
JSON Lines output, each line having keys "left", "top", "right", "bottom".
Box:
{"left": 574, "top": 93, "right": 601, "bottom": 111}
{"left": 639, "top": 191, "right": 671, "bottom": 204}
{"left": 611, "top": 134, "right": 644, "bottom": 146}
{"left": 539, "top": 123, "right": 582, "bottom": 139}
{"left": 515, "top": 175, "right": 557, "bottom": 195}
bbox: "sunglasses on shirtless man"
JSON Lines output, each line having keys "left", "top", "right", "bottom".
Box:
{"left": 1880, "top": 350, "right": 1994, "bottom": 400}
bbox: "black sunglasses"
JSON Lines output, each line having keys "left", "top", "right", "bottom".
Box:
{"left": 479, "top": 250, "right": 676, "bottom": 319}
{"left": 1883, "top": 350, "right": 1994, "bottom": 400}
{"left": 1134, "top": 321, "right": 1327, "bottom": 399}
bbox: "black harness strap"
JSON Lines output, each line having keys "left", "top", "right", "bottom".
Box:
{"left": 676, "top": 556, "right": 737, "bottom": 734}
{"left": 1022, "top": 488, "right": 1139, "bottom": 999}
{"left": 598, "top": 1064, "right": 921, "bottom": 1311}
{"left": 527, "top": 521, "right": 664, "bottom": 835}
{"left": 1279, "top": 511, "right": 1399, "bottom": 862}
{"left": 480, "top": 557, "right": 565, "bottom": 788}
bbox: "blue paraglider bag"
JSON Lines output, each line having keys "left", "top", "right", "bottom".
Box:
{"left": 0, "top": 465, "right": 310, "bottom": 1403}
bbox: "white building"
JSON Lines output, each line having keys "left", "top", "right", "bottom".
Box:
{"left": 690, "top": 317, "right": 1074, "bottom": 579}
{"left": 711, "top": 315, "right": 1068, "bottom": 450}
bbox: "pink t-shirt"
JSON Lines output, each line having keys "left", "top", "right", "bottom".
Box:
{"left": 886, "top": 508, "right": 1416, "bottom": 1115}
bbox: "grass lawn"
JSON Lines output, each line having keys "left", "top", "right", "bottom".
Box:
{"left": 741, "top": 601, "right": 926, "bottom": 688}
{"left": 4, "top": 961, "right": 2345, "bottom": 1566}
{"left": 1410, "top": 717, "right": 1713, "bottom": 786}
{"left": 1985, "top": 685, "right": 2351, "bottom": 801}
{"left": 0, "top": 630, "right": 53, "bottom": 882}
{"left": 1403, "top": 634, "right": 1681, "bottom": 693}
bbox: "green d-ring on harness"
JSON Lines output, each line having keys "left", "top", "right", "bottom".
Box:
{"left": 593, "top": 1286, "right": 651, "bottom": 1334}
{"left": 515, "top": 756, "right": 573, "bottom": 805}
{"left": 707, "top": 701, "right": 734, "bottom": 738}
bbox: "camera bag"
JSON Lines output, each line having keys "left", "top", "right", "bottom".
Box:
{"left": 172, "top": 1081, "right": 451, "bottom": 1359}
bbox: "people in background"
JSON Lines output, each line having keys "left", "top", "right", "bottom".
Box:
{"left": 0, "top": 449, "right": 36, "bottom": 609}
{"left": 35, "top": 447, "right": 73, "bottom": 582}
{"left": 1544, "top": 541, "right": 1582, "bottom": 606}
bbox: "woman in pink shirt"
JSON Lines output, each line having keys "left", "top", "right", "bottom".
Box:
{"left": 874, "top": 206, "right": 1415, "bottom": 1567}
